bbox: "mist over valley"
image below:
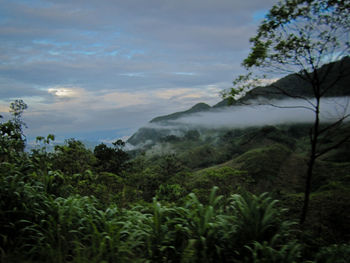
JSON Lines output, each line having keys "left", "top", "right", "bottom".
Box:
{"left": 1, "top": 1, "right": 350, "bottom": 261}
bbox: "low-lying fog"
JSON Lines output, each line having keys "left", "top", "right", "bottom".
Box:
{"left": 126, "top": 97, "right": 350, "bottom": 150}
{"left": 167, "top": 97, "right": 350, "bottom": 128}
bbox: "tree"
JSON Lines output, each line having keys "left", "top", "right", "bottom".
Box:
{"left": 9, "top": 99, "right": 28, "bottom": 123}
{"left": 0, "top": 100, "right": 28, "bottom": 160}
{"left": 93, "top": 141, "right": 130, "bottom": 175}
{"left": 52, "top": 139, "right": 97, "bottom": 175}
{"left": 226, "top": 0, "right": 350, "bottom": 224}
{"left": 158, "top": 154, "right": 184, "bottom": 177}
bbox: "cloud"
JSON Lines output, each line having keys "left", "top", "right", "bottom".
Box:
{"left": 0, "top": 0, "right": 281, "bottom": 141}
{"left": 48, "top": 87, "right": 80, "bottom": 98}
{"left": 0, "top": 84, "right": 223, "bottom": 141}
{"left": 0, "top": 77, "right": 46, "bottom": 99}
{"left": 0, "top": 105, "right": 9, "bottom": 113}
{"left": 154, "top": 88, "right": 202, "bottom": 100}
{"left": 169, "top": 97, "right": 350, "bottom": 129}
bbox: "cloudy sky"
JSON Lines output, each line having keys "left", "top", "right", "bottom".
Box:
{"left": 0, "top": 0, "right": 278, "bottom": 143}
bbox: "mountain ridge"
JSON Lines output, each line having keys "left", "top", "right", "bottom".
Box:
{"left": 150, "top": 102, "right": 211, "bottom": 123}
{"left": 128, "top": 57, "right": 350, "bottom": 146}
{"left": 149, "top": 56, "right": 350, "bottom": 125}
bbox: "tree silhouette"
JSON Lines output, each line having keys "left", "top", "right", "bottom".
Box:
{"left": 226, "top": 0, "right": 350, "bottom": 224}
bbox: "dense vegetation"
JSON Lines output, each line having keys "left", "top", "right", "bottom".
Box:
{"left": 1, "top": 1, "right": 349, "bottom": 261}
{"left": 1, "top": 99, "right": 349, "bottom": 262}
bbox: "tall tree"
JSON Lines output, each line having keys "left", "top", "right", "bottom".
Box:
{"left": 226, "top": 0, "right": 350, "bottom": 224}
{"left": 0, "top": 100, "right": 28, "bottom": 160}
{"left": 93, "top": 140, "right": 130, "bottom": 175}
{"left": 53, "top": 139, "right": 97, "bottom": 175}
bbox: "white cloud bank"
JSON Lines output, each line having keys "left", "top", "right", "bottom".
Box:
{"left": 0, "top": 84, "right": 223, "bottom": 141}
{"left": 169, "top": 97, "right": 350, "bottom": 129}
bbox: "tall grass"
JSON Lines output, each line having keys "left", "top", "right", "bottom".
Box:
{"left": 0, "top": 153, "right": 314, "bottom": 262}
{"left": 1, "top": 167, "right": 304, "bottom": 263}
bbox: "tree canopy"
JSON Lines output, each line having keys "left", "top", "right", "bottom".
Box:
{"left": 244, "top": 0, "right": 349, "bottom": 71}
{"left": 225, "top": 0, "right": 350, "bottom": 224}
{"left": 226, "top": 0, "right": 350, "bottom": 101}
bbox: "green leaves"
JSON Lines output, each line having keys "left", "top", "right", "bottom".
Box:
{"left": 52, "top": 138, "right": 97, "bottom": 176}
{"left": 0, "top": 101, "right": 28, "bottom": 160}
{"left": 243, "top": 39, "right": 271, "bottom": 68}
{"left": 225, "top": 0, "right": 350, "bottom": 105}
{"left": 0, "top": 172, "right": 303, "bottom": 263}
{"left": 253, "top": 0, "right": 349, "bottom": 70}
{"left": 9, "top": 99, "right": 27, "bottom": 118}
{"left": 93, "top": 142, "right": 130, "bottom": 175}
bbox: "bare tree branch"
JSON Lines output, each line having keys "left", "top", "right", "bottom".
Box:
{"left": 316, "top": 133, "right": 350, "bottom": 158}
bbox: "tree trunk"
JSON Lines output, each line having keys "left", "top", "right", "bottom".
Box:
{"left": 300, "top": 153, "right": 316, "bottom": 224}
{"left": 300, "top": 94, "right": 320, "bottom": 225}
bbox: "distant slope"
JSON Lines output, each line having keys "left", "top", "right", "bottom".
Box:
{"left": 127, "top": 126, "right": 173, "bottom": 146}
{"left": 150, "top": 102, "right": 211, "bottom": 123}
{"left": 212, "top": 98, "right": 231, "bottom": 108}
{"left": 128, "top": 57, "right": 350, "bottom": 146}
{"left": 242, "top": 56, "right": 350, "bottom": 101}
{"left": 153, "top": 57, "right": 350, "bottom": 122}
{"left": 152, "top": 57, "right": 350, "bottom": 123}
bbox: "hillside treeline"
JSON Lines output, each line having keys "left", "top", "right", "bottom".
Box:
{"left": 1, "top": 101, "right": 349, "bottom": 262}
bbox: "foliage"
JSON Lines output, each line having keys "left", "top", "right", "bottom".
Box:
{"left": 1, "top": 99, "right": 349, "bottom": 262}
{"left": 186, "top": 167, "right": 248, "bottom": 200}
{"left": 158, "top": 154, "right": 184, "bottom": 177}
{"left": 94, "top": 141, "right": 130, "bottom": 175}
{"left": 156, "top": 183, "right": 186, "bottom": 202}
{"left": 52, "top": 138, "right": 97, "bottom": 176}
{"left": 0, "top": 100, "right": 28, "bottom": 162}
{"left": 181, "top": 145, "right": 217, "bottom": 169}
{"left": 235, "top": 0, "right": 350, "bottom": 77}
{"left": 0, "top": 162, "right": 302, "bottom": 262}
{"left": 233, "top": 144, "right": 291, "bottom": 181}
{"left": 224, "top": 0, "right": 350, "bottom": 225}
{"left": 313, "top": 243, "right": 350, "bottom": 263}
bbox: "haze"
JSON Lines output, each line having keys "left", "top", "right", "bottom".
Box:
{"left": 170, "top": 98, "right": 350, "bottom": 129}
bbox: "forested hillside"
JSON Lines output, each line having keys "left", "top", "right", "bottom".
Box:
{"left": 1, "top": 0, "right": 350, "bottom": 261}
{"left": 1, "top": 68, "right": 349, "bottom": 262}
{"left": 128, "top": 57, "right": 350, "bottom": 147}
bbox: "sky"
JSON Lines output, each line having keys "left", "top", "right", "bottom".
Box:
{"left": 0, "top": 0, "right": 278, "bottom": 143}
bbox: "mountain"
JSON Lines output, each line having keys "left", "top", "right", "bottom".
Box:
{"left": 152, "top": 56, "right": 350, "bottom": 123}
{"left": 241, "top": 56, "right": 350, "bottom": 101}
{"left": 124, "top": 58, "right": 350, "bottom": 244}
{"left": 150, "top": 102, "right": 211, "bottom": 123}
{"left": 127, "top": 57, "right": 350, "bottom": 147}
